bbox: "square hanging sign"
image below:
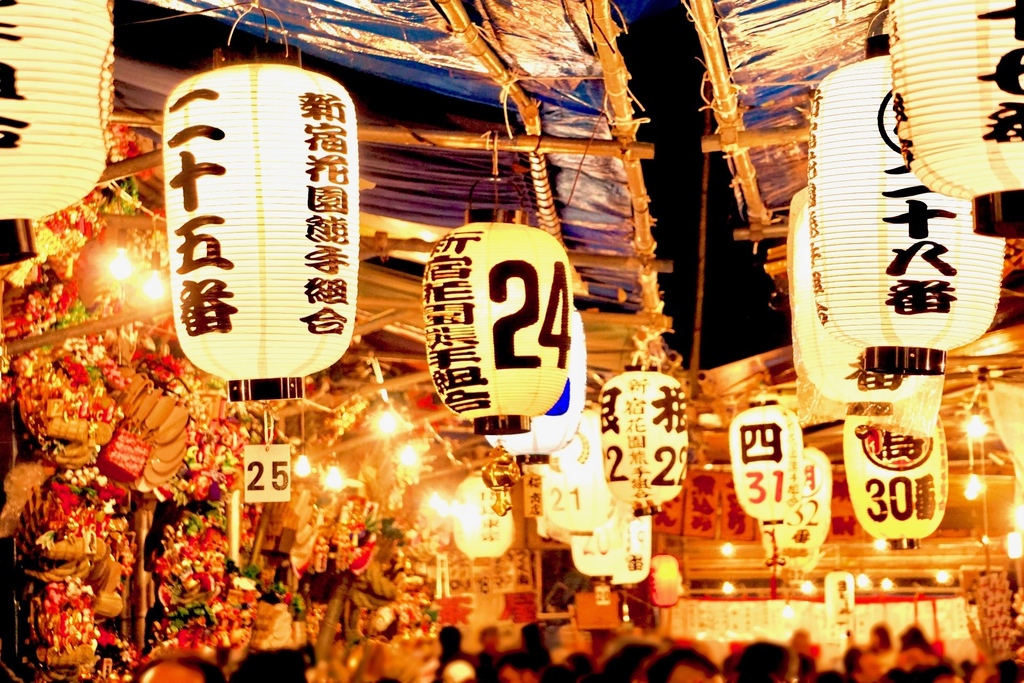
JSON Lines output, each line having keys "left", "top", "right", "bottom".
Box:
{"left": 244, "top": 444, "right": 292, "bottom": 503}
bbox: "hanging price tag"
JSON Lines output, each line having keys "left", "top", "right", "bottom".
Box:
{"left": 244, "top": 444, "right": 292, "bottom": 503}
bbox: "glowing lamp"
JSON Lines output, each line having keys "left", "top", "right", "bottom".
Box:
{"left": 843, "top": 417, "right": 948, "bottom": 549}
{"left": 808, "top": 54, "right": 1003, "bottom": 376}
{"left": 729, "top": 403, "right": 802, "bottom": 525}
{"left": 599, "top": 369, "right": 687, "bottom": 514}
{"left": 163, "top": 63, "right": 359, "bottom": 401}
{"left": 0, "top": 0, "right": 113, "bottom": 240}
{"left": 650, "top": 554, "right": 682, "bottom": 607}
{"left": 424, "top": 223, "right": 572, "bottom": 435}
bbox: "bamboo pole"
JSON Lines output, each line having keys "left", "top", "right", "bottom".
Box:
{"left": 701, "top": 125, "right": 809, "bottom": 153}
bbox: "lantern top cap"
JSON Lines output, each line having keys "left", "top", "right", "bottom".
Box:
{"left": 865, "top": 9, "right": 889, "bottom": 58}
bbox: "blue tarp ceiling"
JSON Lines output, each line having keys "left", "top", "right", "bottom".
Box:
{"left": 126, "top": 0, "right": 678, "bottom": 312}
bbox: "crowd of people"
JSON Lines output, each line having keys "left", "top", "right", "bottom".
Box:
{"left": 20, "top": 621, "right": 1017, "bottom": 683}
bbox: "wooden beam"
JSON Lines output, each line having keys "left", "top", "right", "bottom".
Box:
{"left": 702, "top": 125, "right": 809, "bottom": 153}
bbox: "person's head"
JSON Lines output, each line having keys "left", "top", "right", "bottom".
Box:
{"left": 816, "top": 672, "right": 845, "bottom": 683}
{"left": 480, "top": 626, "right": 500, "bottom": 653}
{"left": 914, "top": 665, "right": 961, "bottom": 683}
{"left": 640, "top": 647, "right": 719, "bottom": 683}
{"left": 899, "top": 627, "right": 931, "bottom": 654}
{"left": 567, "top": 653, "right": 594, "bottom": 679}
{"left": 870, "top": 625, "right": 893, "bottom": 652}
{"left": 521, "top": 623, "right": 545, "bottom": 652}
{"left": 441, "top": 626, "right": 464, "bottom": 657}
{"left": 996, "top": 660, "right": 1018, "bottom": 683}
{"left": 603, "top": 643, "right": 659, "bottom": 683}
{"left": 230, "top": 650, "right": 309, "bottom": 683}
{"left": 791, "top": 631, "right": 812, "bottom": 658}
{"left": 849, "top": 651, "right": 884, "bottom": 683}
{"left": 843, "top": 648, "right": 864, "bottom": 678}
{"left": 443, "top": 659, "right": 478, "bottom": 683}
{"left": 138, "top": 654, "right": 226, "bottom": 683}
{"left": 736, "top": 642, "right": 791, "bottom": 683}
{"left": 497, "top": 651, "right": 542, "bottom": 683}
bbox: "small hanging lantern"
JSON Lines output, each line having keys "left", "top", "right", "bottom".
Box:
{"left": 545, "top": 411, "right": 614, "bottom": 535}
{"left": 0, "top": 0, "right": 113, "bottom": 242}
{"left": 599, "top": 368, "right": 687, "bottom": 515}
{"left": 824, "top": 571, "right": 856, "bottom": 641}
{"left": 612, "top": 515, "right": 652, "bottom": 586}
{"left": 843, "top": 417, "right": 948, "bottom": 549}
{"left": 486, "top": 310, "right": 587, "bottom": 458}
{"left": 649, "top": 555, "right": 682, "bottom": 607}
{"left": 452, "top": 473, "right": 514, "bottom": 559}
{"left": 769, "top": 447, "right": 832, "bottom": 556}
{"left": 424, "top": 222, "right": 573, "bottom": 435}
{"left": 890, "top": 0, "right": 1024, "bottom": 204}
{"left": 808, "top": 52, "right": 1003, "bottom": 377}
{"left": 729, "top": 402, "right": 803, "bottom": 526}
{"left": 163, "top": 63, "right": 360, "bottom": 401}
{"left": 570, "top": 509, "right": 626, "bottom": 578}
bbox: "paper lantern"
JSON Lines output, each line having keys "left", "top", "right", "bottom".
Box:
{"left": 650, "top": 555, "right": 682, "bottom": 607}
{"left": 824, "top": 571, "right": 855, "bottom": 640}
{"left": 612, "top": 515, "right": 652, "bottom": 586}
{"left": 0, "top": 0, "right": 112, "bottom": 226}
{"left": 163, "top": 63, "right": 359, "bottom": 401}
{"left": 890, "top": 0, "right": 1024, "bottom": 200}
{"left": 789, "top": 188, "right": 931, "bottom": 406}
{"left": 424, "top": 222, "right": 572, "bottom": 435}
{"left": 729, "top": 403, "right": 803, "bottom": 525}
{"left": 570, "top": 509, "right": 626, "bottom": 577}
{"left": 808, "top": 54, "right": 1003, "bottom": 377}
{"left": 545, "top": 411, "right": 614, "bottom": 535}
{"left": 599, "top": 369, "right": 687, "bottom": 514}
{"left": 770, "top": 447, "right": 832, "bottom": 554}
{"left": 843, "top": 417, "right": 948, "bottom": 549}
{"left": 452, "top": 473, "right": 514, "bottom": 559}
{"left": 486, "top": 310, "right": 586, "bottom": 456}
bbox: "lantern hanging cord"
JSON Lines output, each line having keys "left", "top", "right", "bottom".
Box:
{"left": 227, "top": 1, "right": 289, "bottom": 58}
{"left": 262, "top": 402, "right": 275, "bottom": 446}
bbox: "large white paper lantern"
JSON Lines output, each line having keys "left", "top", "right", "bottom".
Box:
{"left": 486, "top": 310, "right": 586, "bottom": 457}
{"left": 612, "top": 515, "right": 652, "bottom": 586}
{"left": 452, "top": 473, "right": 514, "bottom": 559}
{"left": 599, "top": 368, "right": 687, "bottom": 514}
{"left": 890, "top": 0, "right": 1024, "bottom": 199}
{"left": 789, "top": 188, "right": 930, "bottom": 405}
{"left": 730, "top": 403, "right": 803, "bottom": 525}
{"left": 545, "top": 411, "right": 614, "bottom": 535}
{"left": 773, "top": 447, "right": 832, "bottom": 553}
{"left": 424, "top": 222, "right": 572, "bottom": 435}
{"left": 808, "top": 54, "right": 1004, "bottom": 377}
{"left": 843, "top": 417, "right": 948, "bottom": 549}
{"left": 0, "top": 0, "right": 112, "bottom": 224}
{"left": 163, "top": 63, "right": 359, "bottom": 401}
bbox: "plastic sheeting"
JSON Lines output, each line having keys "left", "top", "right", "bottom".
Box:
{"left": 711, "top": 0, "right": 878, "bottom": 211}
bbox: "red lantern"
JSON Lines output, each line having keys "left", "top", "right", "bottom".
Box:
{"left": 649, "top": 554, "right": 682, "bottom": 607}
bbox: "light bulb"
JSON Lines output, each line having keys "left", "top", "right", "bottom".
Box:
{"left": 377, "top": 410, "right": 399, "bottom": 435}
{"left": 622, "top": 601, "right": 630, "bottom": 623}
{"left": 873, "top": 538, "right": 888, "bottom": 551}
{"left": 294, "top": 454, "right": 311, "bottom": 478}
{"left": 966, "top": 413, "right": 989, "bottom": 439}
{"left": 800, "top": 580, "right": 816, "bottom": 596}
{"left": 109, "top": 248, "right": 134, "bottom": 281}
{"left": 782, "top": 603, "right": 795, "bottom": 619}
{"left": 721, "top": 542, "right": 735, "bottom": 558}
{"left": 399, "top": 445, "right": 418, "bottom": 467}
{"left": 935, "top": 570, "right": 952, "bottom": 585}
{"left": 142, "top": 269, "right": 165, "bottom": 300}
{"left": 856, "top": 573, "right": 872, "bottom": 589}
{"left": 880, "top": 577, "right": 894, "bottom": 592}
{"left": 964, "top": 473, "right": 984, "bottom": 501}
{"left": 721, "top": 581, "right": 736, "bottom": 595}
{"left": 325, "top": 465, "right": 343, "bottom": 491}
{"left": 429, "top": 493, "right": 450, "bottom": 516}
{"left": 1009, "top": 532, "right": 1023, "bottom": 560}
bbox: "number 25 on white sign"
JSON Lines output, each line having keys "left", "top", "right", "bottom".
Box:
{"left": 244, "top": 444, "right": 292, "bottom": 503}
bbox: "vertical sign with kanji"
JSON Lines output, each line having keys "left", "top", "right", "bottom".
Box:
{"left": 163, "top": 64, "right": 360, "bottom": 391}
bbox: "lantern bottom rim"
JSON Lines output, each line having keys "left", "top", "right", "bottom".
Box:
{"left": 228, "top": 377, "right": 305, "bottom": 402}
{"left": 864, "top": 346, "right": 945, "bottom": 376}
{"left": 475, "top": 415, "right": 531, "bottom": 435}
{"left": 885, "top": 538, "right": 921, "bottom": 551}
{"left": 0, "top": 219, "right": 38, "bottom": 266}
